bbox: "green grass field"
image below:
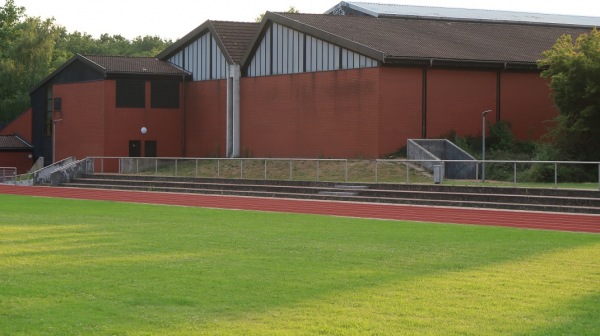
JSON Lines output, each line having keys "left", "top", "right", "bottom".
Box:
{"left": 1, "top": 195, "right": 599, "bottom": 335}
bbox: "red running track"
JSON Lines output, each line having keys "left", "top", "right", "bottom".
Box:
{"left": 1, "top": 185, "right": 599, "bottom": 233}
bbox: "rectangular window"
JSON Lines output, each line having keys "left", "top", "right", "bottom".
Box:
{"left": 116, "top": 79, "right": 145, "bottom": 108}
{"left": 151, "top": 80, "right": 180, "bottom": 109}
{"left": 53, "top": 97, "right": 62, "bottom": 112}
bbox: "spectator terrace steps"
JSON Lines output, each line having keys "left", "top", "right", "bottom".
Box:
{"left": 59, "top": 174, "right": 600, "bottom": 215}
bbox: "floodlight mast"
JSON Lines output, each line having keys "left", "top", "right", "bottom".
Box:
{"left": 481, "top": 110, "right": 492, "bottom": 182}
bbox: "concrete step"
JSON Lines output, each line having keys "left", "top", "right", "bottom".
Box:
{"left": 61, "top": 174, "right": 600, "bottom": 214}
{"left": 318, "top": 191, "right": 358, "bottom": 196}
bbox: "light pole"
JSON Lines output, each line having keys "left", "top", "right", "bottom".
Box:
{"left": 481, "top": 110, "right": 492, "bottom": 182}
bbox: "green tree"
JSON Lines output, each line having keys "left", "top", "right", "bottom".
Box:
{"left": 0, "top": 1, "right": 172, "bottom": 122}
{"left": 538, "top": 28, "right": 600, "bottom": 161}
{"left": 0, "top": 0, "right": 58, "bottom": 122}
{"left": 255, "top": 6, "right": 299, "bottom": 22}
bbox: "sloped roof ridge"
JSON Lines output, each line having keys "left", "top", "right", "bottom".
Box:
{"left": 271, "top": 11, "right": 592, "bottom": 65}
{"left": 209, "top": 19, "right": 257, "bottom": 24}
{"left": 274, "top": 12, "right": 386, "bottom": 58}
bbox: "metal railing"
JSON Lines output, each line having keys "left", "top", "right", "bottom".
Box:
{"left": 85, "top": 157, "right": 600, "bottom": 191}
{"left": 0, "top": 167, "right": 17, "bottom": 184}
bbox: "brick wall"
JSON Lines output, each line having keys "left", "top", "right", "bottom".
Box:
{"left": 54, "top": 80, "right": 185, "bottom": 161}
{"left": 103, "top": 80, "right": 183, "bottom": 158}
{"left": 241, "top": 68, "right": 380, "bottom": 158}
{"left": 53, "top": 81, "right": 106, "bottom": 161}
{"left": 0, "top": 152, "right": 32, "bottom": 174}
{"left": 184, "top": 80, "right": 227, "bottom": 157}
{"left": 426, "top": 69, "right": 497, "bottom": 139}
{"left": 378, "top": 67, "right": 423, "bottom": 156}
{"left": 0, "top": 109, "right": 32, "bottom": 142}
{"left": 500, "top": 72, "right": 557, "bottom": 140}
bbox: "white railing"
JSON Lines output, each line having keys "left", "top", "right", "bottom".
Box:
{"left": 85, "top": 157, "right": 600, "bottom": 191}
{"left": 0, "top": 167, "right": 17, "bottom": 184}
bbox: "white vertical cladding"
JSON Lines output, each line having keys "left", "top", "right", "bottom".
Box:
{"left": 167, "top": 32, "right": 229, "bottom": 81}
{"left": 247, "top": 23, "right": 379, "bottom": 77}
{"left": 273, "top": 23, "right": 302, "bottom": 75}
{"left": 211, "top": 36, "right": 228, "bottom": 79}
{"left": 248, "top": 27, "right": 271, "bottom": 77}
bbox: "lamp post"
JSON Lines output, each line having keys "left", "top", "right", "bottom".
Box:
{"left": 481, "top": 110, "right": 492, "bottom": 182}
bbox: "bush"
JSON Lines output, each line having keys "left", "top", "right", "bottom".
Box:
{"left": 523, "top": 143, "right": 596, "bottom": 183}
{"left": 488, "top": 121, "right": 515, "bottom": 152}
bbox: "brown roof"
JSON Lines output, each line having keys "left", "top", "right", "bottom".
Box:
{"left": 0, "top": 135, "right": 32, "bottom": 150}
{"left": 30, "top": 54, "right": 190, "bottom": 94}
{"left": 157, "top": 20, "right": 259, "bottom": 64}
{"left": 210, "top": 21, "right": 260, "bottom": 64}
{"left": 82, "top": 55, "right": 188, "bottom": 75}
{"left": 273, "top": 12, "right": 593, "bottom": 65}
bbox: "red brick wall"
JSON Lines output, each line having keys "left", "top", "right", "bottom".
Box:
{"left": 0, "top": 109, "right": 32, "bottom": 142}
{"left": 184, "top": 80, "right": 227, "bottom": 157}
{"left": 53, "top": 81, "right": 106, "bottom": 161}
{"left": 103, "top": 80, "right": 183, "bottom": 158}
{"left": 54, "top": 80, "right": 184, "bottom": 161}
{"left": 426, "top": 69, "right": 497, "bottom": 138}
{"left": 378, "top": 67, "right": 423, "bottom": 156}
{"left": 0, "top": 152, "right": 32, "bottom": 174}
{"left": 1, "top": 109, "right": 33, "bottom": 173}
{"left": 500, "top": 72, "right": 557, "bottom": 140}
{"left": 241, "top": 69, "right": 380, "bottom": 158}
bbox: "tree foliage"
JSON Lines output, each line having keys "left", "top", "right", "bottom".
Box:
{"left": 255, "top": 6, "right": 299, "bottom": 22}
{"left": 538, "top": 28, "right": 600, "bottom": 161}
{"left": 0, "top": 0, "right": 172, "bottom": 122}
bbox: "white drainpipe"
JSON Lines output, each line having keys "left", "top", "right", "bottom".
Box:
{"left": 227, "top": 64, "right": 241, "bottom": 158}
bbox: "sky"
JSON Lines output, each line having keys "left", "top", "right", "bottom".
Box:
{"left": 18, "top": 0, "right": 600, "bottom": 40}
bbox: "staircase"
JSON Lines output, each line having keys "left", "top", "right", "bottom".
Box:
{"left": 59, "top": 174, "right": 600, "bottom": 214}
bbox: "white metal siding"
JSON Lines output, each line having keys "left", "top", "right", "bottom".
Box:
{"left": 248, "top": 27, "right": 271, "bottom": 77}
{"left": 247, "top": 23, "right": 378, "bottom": 77}
{"left": 168, "top": 32, "right": 229, "bottom": 81}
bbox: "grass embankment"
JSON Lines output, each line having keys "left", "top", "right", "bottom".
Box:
{"left": 1, "top": 195, "right": 599, "bottom": 335}
{"left": 124, "top": 158, "right": 599, "bottom": 189}
{"left": 134, "top": 158, "right": 433, "bottom": 184}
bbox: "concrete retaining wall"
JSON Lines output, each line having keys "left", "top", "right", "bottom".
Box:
{"left": 408, "top": 139, "right": 477, "bottom": 179}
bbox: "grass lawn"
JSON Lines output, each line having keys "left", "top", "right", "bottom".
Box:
{"left": 1, "top": 194, "right": 599, "bottom": 335}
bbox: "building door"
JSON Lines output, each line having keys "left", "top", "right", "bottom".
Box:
{"left": 145, "top": 141, "right": 157, "bottom": 157}
{"left": 129, "top": 140, "right": 141, "bottom": 157}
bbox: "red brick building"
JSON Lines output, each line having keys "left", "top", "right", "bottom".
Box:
{"left": 6, "top": 2, "right": 597, "bottom": 169}
{"left": 0, "top": 110, "right": 33, "bottom": 173}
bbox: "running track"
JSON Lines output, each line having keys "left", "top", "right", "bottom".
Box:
{"left": 1, "top": 185, "right": 599, "bottom": 233}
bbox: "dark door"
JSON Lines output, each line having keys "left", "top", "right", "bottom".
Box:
{"left": 145, "top": 141, "right": 157, "bottom": 157}
{"left": 129, "top": 140, "right": 141, "bottom": 157}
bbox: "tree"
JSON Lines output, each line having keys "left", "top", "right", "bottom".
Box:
{"left": 0, "top": 0, "right": 58, "bottom": 122}
{"left": 255, "top": 6, "right": 299, "bottom": 22}
{"left": 538, "top": 28, "right": 600, "bottom": 161}
{"left": 0, "top": 1, "right": 172, "bottom": 122}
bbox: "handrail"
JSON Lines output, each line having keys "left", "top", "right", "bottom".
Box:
{"left": 0, "top": 167, "right": 17, "bottom": 184}
{"left": 82, "top": 157, "right": 600, "bottom": 191}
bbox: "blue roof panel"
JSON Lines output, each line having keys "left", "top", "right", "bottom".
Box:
{"left": 326, "top": 2, "right": 600, "bottom": 27}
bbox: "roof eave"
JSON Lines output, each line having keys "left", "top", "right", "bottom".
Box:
{"left": 29, "top": 54, "right": 107, "bottom": 95}
{"left": 384, "top": 57, "right": 539, "bottom": 70}
{"left": 105, "top": 72, "right": 192, "bottom": 79}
